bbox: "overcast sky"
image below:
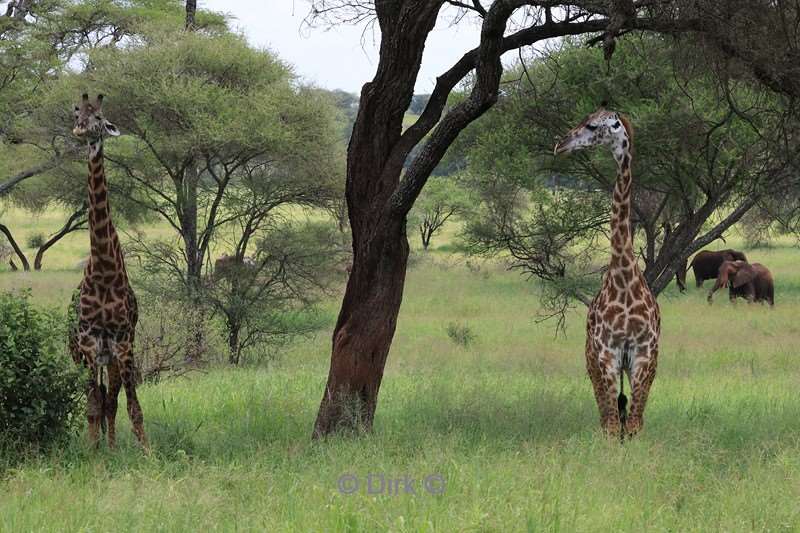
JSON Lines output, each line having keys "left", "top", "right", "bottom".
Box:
{"left": 202, "top": 1, "right": 484, "bottom": 94}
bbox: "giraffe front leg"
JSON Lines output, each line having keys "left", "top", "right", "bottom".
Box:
{"left": 119, "top": 349, "right": 149, "bottom": 452}
{"left": 626, "top": 344, "right": 658, "bottom": 436}
{"left": 105, "top": 361, "right": 122, "bottom": 448}
{"left": 598, "top": 350, "right": 622, "bottom": 437}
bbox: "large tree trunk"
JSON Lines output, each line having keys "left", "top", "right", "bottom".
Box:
{"left": 312, "top": 1, "right": 443, "bottom": 437}
{"left": 314, "top": 217, "right": 409, "bottom": 436}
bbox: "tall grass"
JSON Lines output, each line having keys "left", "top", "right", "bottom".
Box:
{"left": 1, "top": 208, "right": 798, "bottom": 531}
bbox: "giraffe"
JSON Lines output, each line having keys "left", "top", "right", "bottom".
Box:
{"left": 68, "top": 93, "right": 149, "bottom": 451}
{"left": 554, "top": 106, "right": 660, "bottom": 438}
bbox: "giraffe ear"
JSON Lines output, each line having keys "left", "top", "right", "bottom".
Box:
{"left": 103, "top": 120, "right": 120, "bottom": 137}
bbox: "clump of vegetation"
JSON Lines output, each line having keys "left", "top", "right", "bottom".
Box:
{"left": 26, "top": 233, "right": 45, "bottom": 249}
{"left": 0, "top": 291, "right": 84, "bottom": 450}
{"left": 446, "top": 322, "right": 476, "bottom": 348}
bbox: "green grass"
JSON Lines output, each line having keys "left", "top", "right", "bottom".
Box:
{"left": 1, "top": 207, "right": 800, "bottom": 531}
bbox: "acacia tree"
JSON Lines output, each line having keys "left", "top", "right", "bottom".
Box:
{"left": 459, "top": 36, "right": 798, "bottom": 315}
{"left": 307, "top": 0, "right": 800, "bottom": 437}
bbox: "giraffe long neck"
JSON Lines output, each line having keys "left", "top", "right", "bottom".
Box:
{"left": 609, "top": 151, "right": 634, "bottom": 270}
{"left": 86, "top": 140, "right": 126, "bottom": 281}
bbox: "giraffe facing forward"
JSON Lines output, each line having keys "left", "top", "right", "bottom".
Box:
{"left": 68, "top": 94, "right": 149, "bottom": 451}
{"left": 554, "top": 106, "right": 660, "bottom": 437}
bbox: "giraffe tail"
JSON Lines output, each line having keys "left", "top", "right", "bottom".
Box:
{"left": 618, "top": 391, "right": 628, "bottom": 427}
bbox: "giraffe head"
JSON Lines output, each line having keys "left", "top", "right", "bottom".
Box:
{"left": 553, "top": 105, "right": 632, "bottom": 162}
{"left": 73, "top": 93, "right": 120, "bottom": 142}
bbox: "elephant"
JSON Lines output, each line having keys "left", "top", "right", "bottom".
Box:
{"left": 679, "top": 249, "right": 748, "bottom": 288}
{"left": 707, "top": 260, "right": 774, "bottom": 306}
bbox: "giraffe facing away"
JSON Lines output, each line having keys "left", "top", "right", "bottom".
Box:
{"left": 554, "top": 106, "right": 661, "bottom": 437}
{"left": 68, "top": 93, "right": 149, "bottom": 451}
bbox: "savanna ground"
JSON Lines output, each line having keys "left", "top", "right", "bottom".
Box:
{"left": 1, "top": 207, "right": 799, "bottom": 531}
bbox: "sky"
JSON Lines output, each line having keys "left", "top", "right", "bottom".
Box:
{"left": 202, "top": 1, "right": 484, "bottom": 94}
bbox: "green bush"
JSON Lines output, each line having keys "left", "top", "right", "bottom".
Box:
{"left": 0, "top": 291, "right": 84, "bottom": 449}
{"left": 26, "top": 233, "right": 45, "bottom": 249}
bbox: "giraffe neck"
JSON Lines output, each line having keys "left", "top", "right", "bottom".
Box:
{"left": 609, "top": 150, "right": 634, "bottom": 270}
{"left": 86, "top": 140, "right": 126, "bottom": 281}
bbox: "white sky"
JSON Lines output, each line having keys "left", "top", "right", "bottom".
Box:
{"left": 201, "top": 0, "right": 485, "bottom": 93}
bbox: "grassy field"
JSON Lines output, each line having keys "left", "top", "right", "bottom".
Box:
{"left": 1, "top": 206, "right": 799, "bottom": 531}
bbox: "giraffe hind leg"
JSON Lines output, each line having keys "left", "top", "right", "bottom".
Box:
{"left": 626, "top": 344, "right": 658, "bottom": 436}
{"left": 119, "top": 350, "right": 149, "bottom": 452}
{"left": 598, "top": 349, "right": 622, "bottom": 437}
{"left": 86, "top": 364, "right": 103, "bottom": 448}
{"left": 586, "top": 340, "right": 611, "bottom": 430}
{"left": 105, "top": 360, "right": 122, "bottom": 448}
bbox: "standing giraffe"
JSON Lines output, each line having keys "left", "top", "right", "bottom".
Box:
{"left": 554, "top": 106, "right": 660, "bottom": 437}
{"left": 68, "top": 93, "right": 149, "bottom": 451}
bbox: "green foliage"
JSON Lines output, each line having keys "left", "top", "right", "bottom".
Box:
{"left": 0, "top": 291, "right": 84, "bottom": 449}
{"left": 25, "top": 232, "right": 45, "bottom": 249}
{"left": 458, "top": 35, "right": 787, "bottom": 305}
{"left": 409, "top": 176, "right": 473, "bottom": 249}
{"left": 207, "top": 220, "right": 344, "bottom": 365}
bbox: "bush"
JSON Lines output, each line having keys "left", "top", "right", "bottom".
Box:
{"left": 446, "top": 322, "right": 477, "bottom": 348}
{"left": 0, "top": 291, "right": 84, "bottom": 449}
{"left": 26, "top": 233, "right": 45, "bottom": 249}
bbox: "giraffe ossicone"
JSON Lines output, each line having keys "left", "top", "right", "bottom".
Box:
{"left": 555, "top": 107, "right": 661, "bottom": 438}
{"left": 68, "top": 94, "right": 149, "bottom": 452}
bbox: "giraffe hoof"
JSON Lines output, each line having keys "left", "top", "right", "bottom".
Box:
{"left": 624, "top": 418, "right": 643, "bottom": 436}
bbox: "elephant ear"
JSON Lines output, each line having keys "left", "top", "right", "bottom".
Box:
{"left": 733, "top": 264, "right": 756, "bottom": 288}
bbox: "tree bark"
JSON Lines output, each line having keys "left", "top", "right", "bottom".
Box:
{"left": 185, "top": 0, "right": 197, "bottom": 30}
{"left": 0, "top": 223, "right": 30, "bottom": 271}
{"left": 313, "top": 0, "right": 444, "bottom": 437}
{"left": 227, "top": 319, "right": 241, "bottom": 365}
{"left": 314, "top": 217, "right": 409, "bottom": 436}
{"left": 33, "top": 205, "right": 87, "bottom": 270}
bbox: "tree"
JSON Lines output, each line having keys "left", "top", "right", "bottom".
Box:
{"left": 408, "top": 176, "right": 472, "bottom": 250}
{"left": 459, "top": 36, "right": 798, "bottom": 317}
{"left": 28, "top": 26, "right": 343, "bottom": 359}
{"left": 32, "top": 29, "right": 342, "bottom": 286}
{"left": 0, "top": 0, "right": 227, "bottom": 268}
{"left": 207, "top": 222, "right": 342, "bottom": 365}
{"left": 306, "top": 0, "right": 800, "bottom": 437}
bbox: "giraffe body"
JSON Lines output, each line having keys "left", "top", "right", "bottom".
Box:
{"left": 555, "top": 107, "right": 660, "bottom": 437}
{"left": 68, "top": 94, "right": 148, "bottom": 451}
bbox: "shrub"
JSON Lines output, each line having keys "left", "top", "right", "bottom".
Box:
{"left": 0, "top": 291, "right": 84, "bottom": 449}
{"left": 446, "top": 322, "right": 477, "bottom": 348}
{"left": 26, "top": 233, "right": 46, "bottom": 249}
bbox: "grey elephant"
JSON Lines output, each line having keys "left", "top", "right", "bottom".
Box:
{"left": 707, "top": 260, "right": 774, "bottom": 306}
{"left": 679, "top": 249, "right": 748, "bottom": 288}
